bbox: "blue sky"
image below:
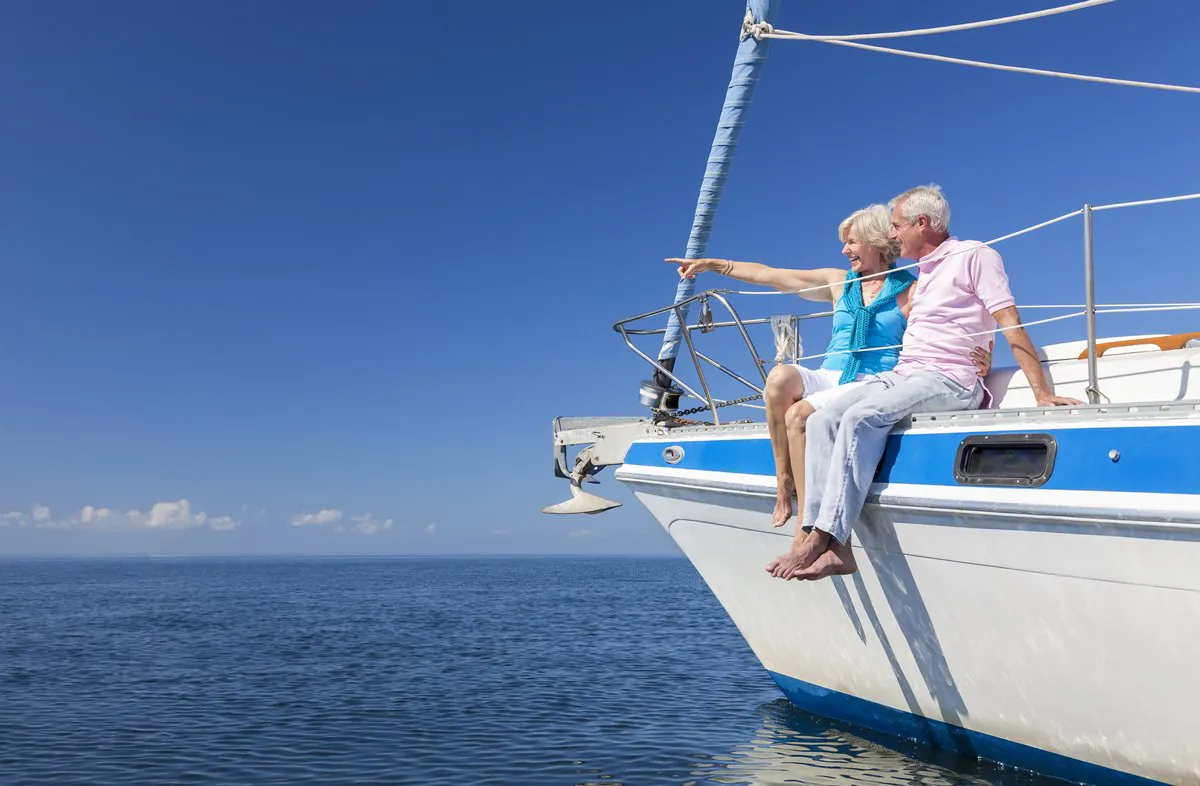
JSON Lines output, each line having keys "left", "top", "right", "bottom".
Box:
{"left": 1, "top": 1, "right": 1197, "bottom": 555}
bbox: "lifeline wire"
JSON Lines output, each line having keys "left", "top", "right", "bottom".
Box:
{"left": 745, "top": 0, "right": 1200, "bottom": 95}
{"left": 758, "top": 0, "right": 1114, "bottom": 42}
{"left": 1093, "top": 193, "right": 1200, "bottom": 211}
{"left": 729, "top": 209, "right": 1083, "bottom": 297}
{"left": 773, "top": 37, "right": 1200, "bottom": 95}
{"left": 789, "top": 311, "right": 1087, "bottom": 366}
{"left": 728, "top": 189, "right": 1200, "bottom": 299}
{"left": 788, "top": 305, "right": 1200, "bottom": 366}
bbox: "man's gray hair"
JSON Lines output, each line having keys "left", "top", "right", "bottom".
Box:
{"left": 889, "top": 184, "right": 951, "bottom": 234}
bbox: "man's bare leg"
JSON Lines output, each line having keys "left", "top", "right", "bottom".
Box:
{"left": 793, "top": 535, "right": 858, "bottom": 580}
{"left": 766, "top": 401, "right": 819, "bottom": 578}
{"left": 762, "top": 366, "right": 807, "bottom": 528}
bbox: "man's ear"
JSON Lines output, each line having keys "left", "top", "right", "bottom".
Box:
{"left": 916, "top": 215, "right": 930, "bottom": 229}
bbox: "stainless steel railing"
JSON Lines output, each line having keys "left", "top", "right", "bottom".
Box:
{"left": 613, "top": 289, "right": 832, "bottom": 423}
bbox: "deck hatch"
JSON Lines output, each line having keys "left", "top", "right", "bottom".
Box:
{"left": 953, "top": 433, "right": 1057, "bottom": 487}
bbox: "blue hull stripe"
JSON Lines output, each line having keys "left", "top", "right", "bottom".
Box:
{"left": 623, "top": 424, "right": 1200, "bottom": 494}
{"left": 769, "top": 670, "right": 1162, "bottom": 785}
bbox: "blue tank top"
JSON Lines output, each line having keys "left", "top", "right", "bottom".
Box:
{"left": 821, "top": 271, "right": 910, "bottom": 375}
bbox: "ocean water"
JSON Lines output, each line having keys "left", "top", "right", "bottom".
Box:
{"left": 0, "top": 557, "right": 1058, "bottom": 785}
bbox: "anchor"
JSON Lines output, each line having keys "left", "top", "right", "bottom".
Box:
{"left": 541, "top": 444, "right": 622, "bottom": 515}
{"left": 542, "top": 416, "right": 664, "bottom": 515}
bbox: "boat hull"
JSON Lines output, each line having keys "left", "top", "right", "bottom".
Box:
{"left": 616, "top": 415, "right": 1200, "bottom": 784}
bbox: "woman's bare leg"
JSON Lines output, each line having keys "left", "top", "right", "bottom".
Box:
{"left": 785, "top": 399, "right": 815, "bottom": 520}
{"left": 763, "top": 366, "right": 807, "bottom": 527}
{"left": 766, "top": 400, "right": 819, "bottom": 578}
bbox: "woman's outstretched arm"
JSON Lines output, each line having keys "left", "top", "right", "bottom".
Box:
{"left": 665, "top": 258, "right": 843, "bottom": 303}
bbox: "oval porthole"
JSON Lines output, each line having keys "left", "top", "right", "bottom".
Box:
{"left": 662, "top": 446, "right": 685, "bottom": 465}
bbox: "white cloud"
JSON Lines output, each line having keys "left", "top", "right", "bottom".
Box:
{"left": 425, "top": 523, "right": 438, "bottom": 535}
{"left": 23, "top": 499, "right": 239, "bottom": 532}
{"left": 2, "top": 511, "right": 25, "bottom": 521}
{"left": 118, "top": 500, "right": 208, "bottom": 530}
{"left": 351, "top": 514, "right": 394, "bottom": 536}
{"left": 568, "top": 528, "right": 594, "bottom": 539}
{"left": 80, "top": 505, "right": 112, "bottom": 524}
{"left": 208, "top": 515, "right": 238, "bottom": 531}
{"left": 289, "top": 510, "right": 395, "bottom": 535}
{"left": 291, "top": 509, "right": 343, "bottom": 526}
{"left": 145, "top": 499, "right": 205, "bottom": 529}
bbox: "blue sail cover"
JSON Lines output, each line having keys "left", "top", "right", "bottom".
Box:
{"left": 657, "top": 0, "right": 780, "bottom": 364}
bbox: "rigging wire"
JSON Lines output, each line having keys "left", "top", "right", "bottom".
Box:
{"left": 756, "top": 0, "right": 1114, "bottom": 42}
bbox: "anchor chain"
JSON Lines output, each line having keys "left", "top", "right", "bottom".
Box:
{"left": 653, "top": 392, "right": 763, "bottom": 427}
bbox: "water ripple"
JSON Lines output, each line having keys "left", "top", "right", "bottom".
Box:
{"left": 0, "top": 557, "right": 1057, "bottom": 785}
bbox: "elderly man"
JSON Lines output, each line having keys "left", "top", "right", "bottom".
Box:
{"left": 774, "top": 184, "right": 1081, "bottom": 581}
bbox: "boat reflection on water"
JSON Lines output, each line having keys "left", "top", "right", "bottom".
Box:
{"left": 689, "top": 700, "right": 1059, "bottom": 786}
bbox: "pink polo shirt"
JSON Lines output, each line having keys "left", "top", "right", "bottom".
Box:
{"left": 894, "top": 237, "right": 1015, "bottom": 391}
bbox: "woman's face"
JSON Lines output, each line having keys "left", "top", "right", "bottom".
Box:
{"left": 842, "top": 232, "right": 883, "bottom": 273}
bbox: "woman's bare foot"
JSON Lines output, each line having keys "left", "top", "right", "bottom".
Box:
{"left": 792, "top": 537, "right": 857, "bottom": 580}
{"left": 772, "top": 481, "right": 794, "bottom": 527}
{"left": 765, "top": 529, "right": 828, "bottom": 579}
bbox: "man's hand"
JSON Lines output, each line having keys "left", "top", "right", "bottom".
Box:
{"left": 970, "top": 340, "right": 993, "bottom": 377}
{"left": 1035, "top": 391, "right": 1084, "bottom": 407}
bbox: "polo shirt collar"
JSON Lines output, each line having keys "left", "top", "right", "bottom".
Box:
{"left": 918, "top": 237, "right": 958, "bottom": 272}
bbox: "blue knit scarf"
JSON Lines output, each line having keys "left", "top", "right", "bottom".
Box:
{"left": 838, "top": 268, "right": 916, "bottom": 384}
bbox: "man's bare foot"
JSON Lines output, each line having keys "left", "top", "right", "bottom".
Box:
{"left": 792, "top": 537, "right": 857, "bottom": 581}
{"left": 772, "top": 482, "right": 794, "bottom": 528}
{"left": 765, "top": 529, "right": 829, "bottom": 579}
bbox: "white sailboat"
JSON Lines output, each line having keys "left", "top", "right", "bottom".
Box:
{"left": 546, "top": 3, "right": 1200, "bottom": 783}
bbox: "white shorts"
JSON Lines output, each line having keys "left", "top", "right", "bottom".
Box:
{"left": 788, "top": 365, "right": 868, "bottom": 410}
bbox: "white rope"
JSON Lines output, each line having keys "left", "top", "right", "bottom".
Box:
{"left": 1093, "top": 193, "right": 1200, "bottom": 211}
{"left": 729, "top": 208, "right": 1082, "bottom": 297}
{"left": 767, "top": 37, "right": 1200, "bottom": 95}
{"left": 706, "top": 190, "right": 1200, "bottom": 365}
{"left": 726, "top": 188, "right": 1200, "bottom": 298}
{"left": 1024, "top": 302, "right": 1200, "bottom": 309}
{"left": 755, "top": 303, "right": 1197, "bottom": 367}
{"left": 697, "top": 302, "right": 1198, "bottom": 404}
{"left": 789, "top": 311, "right": 1087, "bottom": 365}
{"left": 1097, "top": 304, "right": 1200, "bottom": 315}
{"left": 758, "top": 0, "right": 1113, "bottom": 42}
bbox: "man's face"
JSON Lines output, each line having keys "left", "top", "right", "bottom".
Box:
{"left": 890, "top": 200, "right": 923, "bottom": 259}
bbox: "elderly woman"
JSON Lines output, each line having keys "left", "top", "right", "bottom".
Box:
{"left": 669, "top": 204, "right": 989, "bottom": 578}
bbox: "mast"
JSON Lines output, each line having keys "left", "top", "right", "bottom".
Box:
{"left": 643, "top": 0, "right": 781, "bottom": 412}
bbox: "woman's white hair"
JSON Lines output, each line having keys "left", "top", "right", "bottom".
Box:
{"left": 889, "top": 184, "right": 951, "bottom": 233}
{"left": 838, "top": 204, "right": 901, "bottom": 266}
